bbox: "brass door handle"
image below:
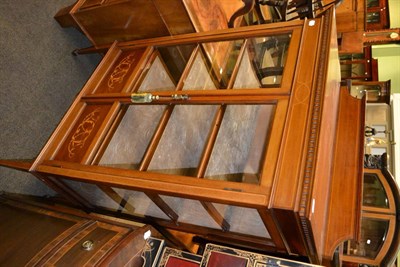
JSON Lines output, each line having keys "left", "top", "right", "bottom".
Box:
{"left": 131, "top": 93, "right": 189, "bottom": 103}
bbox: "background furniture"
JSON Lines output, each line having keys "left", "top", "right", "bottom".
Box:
{"left": 340, "top": 47, "right": 378, "bottom": 81}
{"left": 0, "top": 193, "right": 158, "bottom": 266}
{"left": 366, "top": 0, "right": 390, "bottom": 30}
{"left": 54, "top": 0, "right": 195, "bottom": 47}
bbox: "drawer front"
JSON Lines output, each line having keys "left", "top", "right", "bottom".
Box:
{"left": 44, "top": 221, "right": 130, "bottom": 266}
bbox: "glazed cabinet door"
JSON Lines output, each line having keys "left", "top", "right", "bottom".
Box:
{"left": 35, "top": 25, "right": 303, "bottom": 253}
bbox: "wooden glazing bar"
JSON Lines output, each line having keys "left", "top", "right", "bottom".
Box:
{"left": 226, "top": 39, "right": 249, "bottom": 90}
{"left": 175, "top": 45, "right": 201, "bottom": 90}
{"left": 82, "top": 89, "right": 290, "bottom": 103}
{"left": 91, "top": 105, "right": 128, "bottom": 165}
{"left": 145, "top": 192, "right": 179, "bottom": 223}
{"left": 118, "top": 22, "right": 302, "bottom": 50}
{"left": 37, "top": 173, "right": 95, "bottom": 211}
{"left": 138, "top": 45, "right": 199, "bottom": 170}
{"left": 138, "top": 105, "right": 174, "bottom": 171}
{"left": 96, "top": 185, "right": 136, "bottom": 214}
{"left": 201, "top": 201, "right": 230, "bottom": 232}
{"left": 154, "top": 219, "right": 277, "bottom": 251}
{"left": 37, "top": 162, "right": 269, "bottom": 206}
{"left": 196, "top": 105, "right": 226, "bottom": 178}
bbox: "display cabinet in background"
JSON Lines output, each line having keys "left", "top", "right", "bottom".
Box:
{"left": 54, "top": 0, "right": 195, "bottom": 47}
{"left": 365, "top": 0, "right": 390, "bottom": 30}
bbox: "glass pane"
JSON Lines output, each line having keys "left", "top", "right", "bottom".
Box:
{"left": 233, "top": 48, "right": 262, "bottom": 89}
{"left": 363, "top": 173, "right": 389, "bottom": 208}
{"left": 371, "top": 147, "right": 386, "bottom": 155}
{"left": 148, "top": 105, "right": 218, "bottom": 176}
{"left": 182, "top": 52, "right": 218, "bottom": 90}
{"left": 156, "top": 44, "right": 197, "bottom": 85}
{"left": 62, "top": 179, "right": 120, "bottom": 211}
{"left": 199, "top": 40, "right": 244, "bottom": 89}
{"left": 205, "top": 105, "right": 275, "bottom": 184}
{"left": 246, "top": 34, "right": 291, "bottom": 87}
{"left": 112, "top": 188, "right": 170, "bottom": 220}
{"left": 367, "top": 12, "right": 381, "bottom": 24}
{"left": 350, "top": 63, "right": 366, "bottom": 78}
{"left": 136, "top": 55, "right": 176, "bottom": 92}
{"left": 371, "top": 125, "right": 386, "bottom": 138}
{"left": 344, "top": 218, "right": 389, "bottom": 259}
{"left": 213, "top": 203, "right": 270, "bottom": 238}
{"left": 99, "top": 105, "right": 166, "bottom": 169}
{"left": 367, "top": 0, "right": 379, "bottom": 7}
{"left": 160, "top": 195, "right": 221, "bottom": 229}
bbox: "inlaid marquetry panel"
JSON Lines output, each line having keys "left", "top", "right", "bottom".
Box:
{"left": 94, "top": 49, "right": 147, "bottom": 94}
{"left": 55, "top": 104, "right": 112, "bottom": 162}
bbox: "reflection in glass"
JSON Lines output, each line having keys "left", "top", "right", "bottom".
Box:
{"left": 137, "top": 56, "right": 176, "bottom": 92}
{"left": 148, "top": 105, "right": 218, "bottom": 176}
{"left": 205, "top": 105, "right": 275, "bottom": 184}
{"left": 157, "top": 45, "right": 197, "bottom": 85}
{"left": 247, "top": 35, "right": 291, "bottom": 87}
{"left": 367, "top": 12, "right": 381, "bottom": 24}
{"left": 112, "top": 188, "right": 170, "bottom": 220}
{"left": 233, "top": 48, "right": 261, "bottom": 89}
{"left": 344, "top": 218, "right": 389, "bottom": 259}
{"left": 62, "top": 179, "right": 120, "bottom": 211}
{"left": 213, "top": 203, "right": 270, "bottom": 238}
{"left": 99, "top": 105, "right": 166, "bottom": 169}
{"left": 363, "top": 173, "right": 389, "bottom": 208}
{"left": 160, "top": 195, "right": 221, "bottom": 229}
{"left": 200, "top": 40, "right": 244, "bottom": 88}
{"left": 182, "top": 52, "right": 218, "bottom": 90}
{"left": 341, "top": 63, "right": 366, "bottom": 80}
{"left": 367, "top": 0, "right": 379, "bottom": 7}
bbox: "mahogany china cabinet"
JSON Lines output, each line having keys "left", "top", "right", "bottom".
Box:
{"left": 54, "top": 0, "right": 195, "bottom": 46}
{"left": 1, "top": 7, "right": 399, "bottom": 266}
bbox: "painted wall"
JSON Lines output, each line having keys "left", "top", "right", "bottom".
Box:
{"left": 371, "top": 0, "right": 400, "bottom": 94}
{"left": 388, "top": 0, "right": 400, "bottom": 28}
{"left": 372, "top": 44, "right": 400, "bottom": 94}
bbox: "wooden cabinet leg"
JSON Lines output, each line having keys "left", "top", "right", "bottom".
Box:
{"left": 54, "top": 3, "right": 79, "bottom": 28}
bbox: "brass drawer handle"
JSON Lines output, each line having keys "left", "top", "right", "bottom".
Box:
{"left": 81, "top": 240, "right": 94, "bottom": 251}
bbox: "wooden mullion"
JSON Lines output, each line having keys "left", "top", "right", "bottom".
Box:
{"left": 194, "top": 106, "right": 232, "bottom": 232}
{"left": 226, "top": 39, "right": 249, "bottom": 90}
{"left": 138, "top": 44, "right": 200, "bottom": 170}
{"left": 175, "top": 45, "right": 201, "bottom": 90}
{"left": 201, "top": 201, "right": 230, "bottom": 232}
{"left": 196, "top": 105, "right": 226, "bottom": 178}
{"left": 145, "top": 192, "right": 179, "bottom": 223}
{"left": 153, "top": 219, "right": 277, "bottom": 251}
{"left": 96, "top": 185, "right": 136, "bottom": 214}
{"left": 37, "top": 174, "right": 95, "bottom": 211}
{"left": 195, "top": 39, "right": 248, "bottom": 177}
{"left": 91, "top": 105, "right": 128, "bottom": 165}
{"left": 138, "top": 105, "right": 174, "bottom": 171}
{"left": 134, "top": 44, "right": 199, "bottom": 222}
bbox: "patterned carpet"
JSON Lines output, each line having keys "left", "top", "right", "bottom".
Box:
{"left": 0, "top": 0, "right": 101, "bottom": 195}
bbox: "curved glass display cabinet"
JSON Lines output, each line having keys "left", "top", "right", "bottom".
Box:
{"left": 341, "top": 154, "right": 400, "bottom": 267}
